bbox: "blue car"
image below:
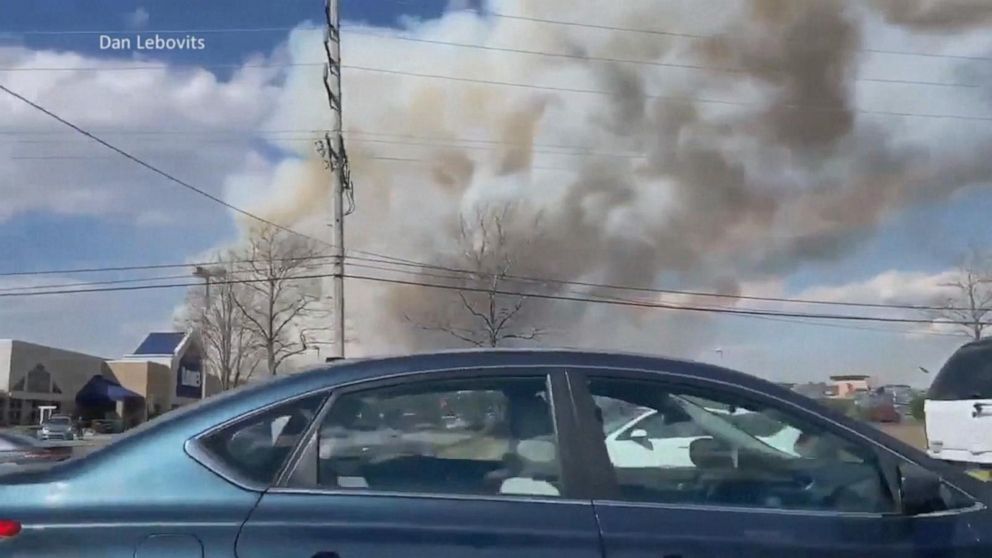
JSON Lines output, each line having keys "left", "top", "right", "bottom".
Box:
{"left": 2, "top": 350, "right": 991, "bottom": 557}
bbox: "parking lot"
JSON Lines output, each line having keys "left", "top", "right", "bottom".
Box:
{"left": 876, "top": 421, "right": 927, "bottom": 450}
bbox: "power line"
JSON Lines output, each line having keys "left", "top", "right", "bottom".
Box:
{"left": 0, "top": 130, "right": 646, "bottom": 160}
{"left": 0, "top": 255, "right": 338, "bottom": 278}
{"left": 0, "top": 273, "right": 195, "bottom": 293}
{"left": 0, "top": 61, "right": 324, "bottom": 73}
{"left": 0, "top": 25, "right": 320, "bottom": 36}
{"left": 363, "top": 154, "right": 574, "bottom": 171}
{"left": 345, "top": 261, "right": 961, "bottom": 338}
{"left": 4, "top": 13, "right": 992, "bottom": 65}
{"left": 0, "top": 251, "right": 971, "bottom": 314}
{"left": 1, "top": 265, "right": 985, "bottom": 328}
{"left": 342, "top": 64, "right": 992, "bottom": 123}
{"left": 344, "top": 273, "right": 989, "bottom": 327}
{"left": 343, "top": 254, "right": 965, "bottom": 313}
{"left": 5, "top": 29, "right": 972, "bottom": 89}
{"left": 343, "top": 28, "right": 981, "bottom": 89}
{"left": 0, "top": 82, "right": 340, "bottom": 250}
{"left": 483, "top": 10, "right": 992, "bottom": 64}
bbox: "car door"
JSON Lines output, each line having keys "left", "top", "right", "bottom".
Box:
{"left": 236, "top": 367, "right": 602, "bottom": 558}
{"left": 566, "top": 368, "right": 991, "bottom": 558}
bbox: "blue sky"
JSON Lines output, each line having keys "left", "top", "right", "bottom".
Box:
{"left": 0, "top": 0, "right": 989, "bottom": 383}
{"left": 0, "top": 0, "right": 455, "bottom": 278}
{"left": 0, "top": 0, "right": 448, "bottom": 353}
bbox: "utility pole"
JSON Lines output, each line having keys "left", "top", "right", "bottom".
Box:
{"left": 320, "top": 0, "right": 353, "bottom": 359}
{"left": 193, "top": 265, "right": 226, "bottom": 398}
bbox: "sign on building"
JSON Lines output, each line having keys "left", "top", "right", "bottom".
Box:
{"left": 176, "top": 355, "right": 203, "bottom": 399}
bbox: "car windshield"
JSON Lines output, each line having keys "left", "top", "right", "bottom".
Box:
{"left": 46, "top": 417, "right": 70, "bottom": 425}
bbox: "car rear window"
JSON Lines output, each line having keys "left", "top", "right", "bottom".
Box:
{"left": 200, "top": 394, "right": 326, "bottom": 486}
{"left": 929, "top": 341, "right": 992, "bottom": 400}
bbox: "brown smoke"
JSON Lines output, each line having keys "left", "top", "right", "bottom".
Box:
{"left": 253, "top": 1, "right": 992, "bottom": 356}
{"left": 871, "top": 0, "right": 992, "bottom": 29}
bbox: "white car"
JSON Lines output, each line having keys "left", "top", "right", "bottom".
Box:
{"left": 604, "top": 405, "right": 802, "bottom": 468}
{"left": 926, "top": 338, "right": 992, "bottom": 466}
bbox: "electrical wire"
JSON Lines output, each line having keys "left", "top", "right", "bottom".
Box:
{"left": 0, "top": 252, "right": 974, "bottom": 314}
{"left": 342, "top": 64, "right": 992, "bottom": 123}
{"left": 0, "top": 266, "right": 985, "bottom": 329}
{"left": 342, "top": 28, "right": 981, "bottom": 89}
{"left": 0, "top": 82, "right": 343, "bottom": 252}
{"left": 481, "top": 10, "right": 992, "bottom": 64}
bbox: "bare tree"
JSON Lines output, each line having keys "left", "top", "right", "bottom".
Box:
{"left": 411, "top": 206, "right": 545, "bottom": 347}
{"left": 178, "top": 257, "right": 262, "bottom": 390}
{"left": 932, "top": 249, "right": 992, "bottom": 340}
{"left": 232, "top": 225, "right": 330, "bottom": 375}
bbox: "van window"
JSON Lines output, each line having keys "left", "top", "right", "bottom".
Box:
{"left": 929, "top": 341, "right": 992, "bottom": 400}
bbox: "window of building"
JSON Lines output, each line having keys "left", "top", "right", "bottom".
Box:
{"left": 12, "top": 364, "right": 62, "bottom": 394}
{"left": 200, "top": 394, "right": 326, "bottom": 485}
{"left": 297, "top": 376, "right": 561, "bottom": 497}
{"left": 590, "top": 378, "right": 895, "bottom": 513}
{"left": 26, "top": 365, "right": 52, "bottom": 393}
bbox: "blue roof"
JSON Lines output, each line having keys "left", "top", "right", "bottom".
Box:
{"left": 132, "top": 332, "right": 187, "bottom": 355}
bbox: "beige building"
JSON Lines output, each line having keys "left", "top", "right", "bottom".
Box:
{"left": 0, "top": 340, "right": 111, "bottom": 425}
{"left": 830, "top": 374, "right": 874, "bottom": 398}
{"left": 0, "top": 332, "right": 219, "bottom": 428}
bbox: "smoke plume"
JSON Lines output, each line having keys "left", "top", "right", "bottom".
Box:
{"left": 237, "top": 0, "right": 992, "bottom": 358}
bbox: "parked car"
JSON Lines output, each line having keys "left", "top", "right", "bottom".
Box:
{"left": 603, "top": 407, "right": 804, "bottom": 468}
{"left": 855, "top": 390, "right": 902, "bottom": 423}
{"left": 36, "top": 415, "right": 76, "bottom": 441}
{"left": 927, "top": 338, "right": 992, "bottom": 467}
{"left": 2, "top": 350, "right": 992, "bottom": 556}
{"left": 0, "top": 432, "right": 71, "bottom": 467}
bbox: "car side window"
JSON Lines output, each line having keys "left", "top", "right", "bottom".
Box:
{"left": 294, "top": 376, "right": 562, "bottom": 497}
{"left": 200, "top": 394, "right": 325, "bottom": 485}
{"left": 590, "top": 378, "right": 896, "bottom": 513}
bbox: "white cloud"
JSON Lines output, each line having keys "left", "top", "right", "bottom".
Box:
{"left": 0, "top": 46, "right": 283, "bottom": 225}
{"left": 796, "top": 270, "right": 958, "bottom": 306}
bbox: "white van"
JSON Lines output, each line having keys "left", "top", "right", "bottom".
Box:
{"left": 925, "top": 338, "right": 992, "bottom": 466}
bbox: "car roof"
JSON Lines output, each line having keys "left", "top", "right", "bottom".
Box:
{"left": 256, "top": 348, "right": 781, "bottom": 401}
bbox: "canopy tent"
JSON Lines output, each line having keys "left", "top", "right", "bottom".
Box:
{"left": 75, "top": 375, "right": 143, "bottom": 406}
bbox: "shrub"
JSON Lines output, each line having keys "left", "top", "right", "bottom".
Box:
{"left": 910, "top": 394, "right": 926, "bottom": 421}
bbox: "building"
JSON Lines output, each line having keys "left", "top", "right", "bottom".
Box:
{"left": 0, "top": 340, "right": 111, "bottom": 426}
{"left": 829, "top": 374, "right": 874, "bottom": 398}
{"left": 0, "top": 332, "right": 220, "bottom": 427}
{"left": 109, "top": 332, "right": 220, "bottom": 420}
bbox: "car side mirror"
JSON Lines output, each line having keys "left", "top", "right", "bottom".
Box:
{"left": 629, "top": 428, "right": 652, "bottom": 449}
{"left": 899, "top": 463, "right": 942, "bottom": 516}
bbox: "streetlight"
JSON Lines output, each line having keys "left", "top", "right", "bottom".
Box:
{"left": 192, "top": 265, "right": 227, "bottom": 399}
{"left": 193, "top": 265, "right": 227, "bottom": 302}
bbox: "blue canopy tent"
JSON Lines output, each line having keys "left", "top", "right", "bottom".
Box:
{"left": 75, "top": 375, "right": 143, "bottom": 406}
{"left": 74, "top": 375, "right": 145, "bottom": 432}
